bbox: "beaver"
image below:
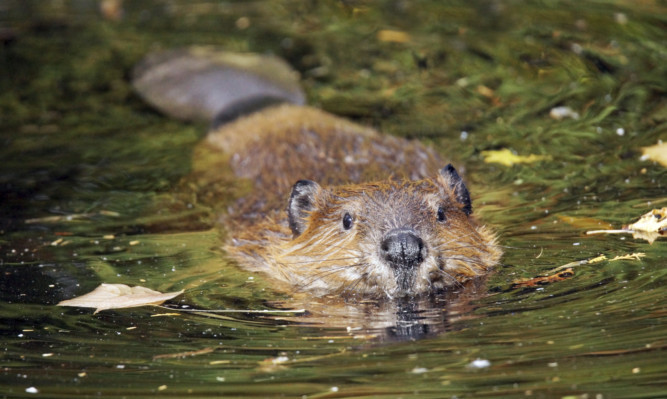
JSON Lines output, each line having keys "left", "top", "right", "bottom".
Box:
{"left": 133, "top": 47, "right": 501, "bottom": 299}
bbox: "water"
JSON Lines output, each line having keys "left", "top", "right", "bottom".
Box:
{"left": 1, "top": 1, "right": 665, "bottom": 398}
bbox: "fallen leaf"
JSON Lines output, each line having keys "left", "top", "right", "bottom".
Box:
{"left": 57, "top": 284, "right": 184, "bottom": 314}
{"left": 641, "top": 142, "right": 667, "bottom": 167}
{"left": 476, "top": 85, "right": 495, "bottom": 98}
{"left": 625, "top": 207, "right": 667, "bottom": 233}
{"left": 587, "top": 208, "right": 666, "bottom": 244}
{"left": 481, "top": 148, "right": 551, "bottom": 166}
{"left": 376, "top": 30, "right": 410, "bottom": 43}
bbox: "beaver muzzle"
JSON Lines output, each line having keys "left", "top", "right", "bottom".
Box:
{"left": 380, "top": 228, "right": 425, "bottom": 292}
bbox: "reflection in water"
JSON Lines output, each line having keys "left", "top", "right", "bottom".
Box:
{"left": 260, "top": 279, "right": 488, "bottom": 343}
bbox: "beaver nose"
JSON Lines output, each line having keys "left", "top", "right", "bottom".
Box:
{"left": 380, "top": 228, "right": 425, "bottom": 269}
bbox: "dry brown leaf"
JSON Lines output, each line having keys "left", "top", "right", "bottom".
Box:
{"left": 57, "top": 283, "right": 184, "bottom": 314}
{"left": 587, "top": 208, "right": 666, "bottom": 244}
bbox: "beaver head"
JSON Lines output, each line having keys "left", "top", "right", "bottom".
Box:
{"left": 276, "top": 164, "right": 499, "bottom": 298}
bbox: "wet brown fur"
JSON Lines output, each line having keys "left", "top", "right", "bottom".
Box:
{"left": 207, "top": 104, "right": 501, "bottom": 298}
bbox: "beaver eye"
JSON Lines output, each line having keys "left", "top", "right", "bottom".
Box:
{"left": 342, "top": 213, "right": 354, "bottom": 230}
{"left": 437, "top": 206, "right": 447, "bottom": 223}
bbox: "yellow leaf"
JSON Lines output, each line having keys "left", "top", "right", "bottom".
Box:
{"left": 476, "top": 85, "right": 495, "bottom": 98}
{"left": 641, "top": 142, "right": 667, "bottom": 167}
{"left": 481, "top": 148, "right": 551, "bottom": 166}
{"left": 57, "top": 284, "right": 184, "bottom": 314}
{"left": 376, "top": 30, "right": 410, "bottom": 43}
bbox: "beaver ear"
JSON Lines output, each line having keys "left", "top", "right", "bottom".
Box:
{"left": 288, "top": 180, "right": 322, "bottom": 236}
{"left": 438, "top": 164, "right": 472, "bottom": 216}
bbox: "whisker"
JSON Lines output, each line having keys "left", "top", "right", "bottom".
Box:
{"left": 433, "top": 269, "right": 465, "bottom": 289}
{"left": 437, "top": 230, "right": 484, "bottom": 246}
{"left": 345, "top": 277, "right": 366, "bottom": 296}
{"left": 297, "top": 262, "right": 367, "bottom": 290}
{"left": 282, "top": 255, "right": 364, "bottom": 266}
{"left": 437, "top": 244, "right": 493, "bottom": 253}
{"left": 441, "top": 255, "right": 489, "bottom": 265}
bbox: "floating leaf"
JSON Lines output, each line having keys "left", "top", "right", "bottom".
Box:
{"left": 376, "top": 30, "right": 410, "bottom": 43}
{"left": 625, "top": 207, "right": 667, "bottom": 232}
{"left": 481, "top": 148, "right": 551, "bottom": 166}
{"left": 58, "top": 284, "right": 184, "bottom": 314}
{"left": 641, "top": 142, "right": 667, "bottom": 167}
{"left": 587, "top": 208, "right": 666, "bottom": 244}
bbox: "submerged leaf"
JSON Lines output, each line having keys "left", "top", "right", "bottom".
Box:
{"left": 58, "top": 284, "right": 184, "bottom": 314}
{"left": 481, "top": 148, "right": 551, "bottom": 166}
{"left": 557, "top": 215, "right": 613, "bottom": 230}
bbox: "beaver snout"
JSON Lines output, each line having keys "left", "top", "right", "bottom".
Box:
{"left": 380, "top": 228, "right": 425, "bottom": 269}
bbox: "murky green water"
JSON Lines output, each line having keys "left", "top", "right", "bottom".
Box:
{"left": 1, "top": 1, "right": 665, "bottom": 398}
